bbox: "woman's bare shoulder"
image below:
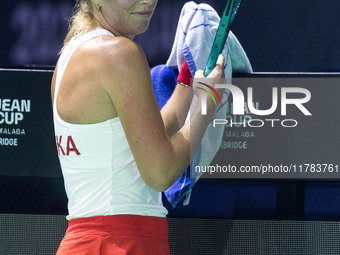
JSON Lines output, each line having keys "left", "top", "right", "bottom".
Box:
{"left": 76, "top": 35, "right": 147, "bottom": 84}
{"left": 82, "top": 35, "right": 144, "bottom": 64}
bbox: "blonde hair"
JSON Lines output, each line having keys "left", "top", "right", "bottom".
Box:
{"left": 61, "top": 0, "right": 98, "bottom": 52}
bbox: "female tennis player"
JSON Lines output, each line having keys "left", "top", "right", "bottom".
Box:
{"left": 51, "top": 0, "right": 224, "bottom": 254}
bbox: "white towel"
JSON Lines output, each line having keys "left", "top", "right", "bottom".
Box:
{"left": 165, "top": 1, "right": 252, "bottom": 206}
{"left": 166, "top": 1, "right": 252, "bottom": 76}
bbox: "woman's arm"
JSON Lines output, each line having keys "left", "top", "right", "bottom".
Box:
{"left": 101, "top": 37, "right": 223, "bottom": 192}
{"left": 160, "top": 60, "right": 194, "bottom": 138}
{"left": 160, "top": 84, "right": 193, "bottom": 138}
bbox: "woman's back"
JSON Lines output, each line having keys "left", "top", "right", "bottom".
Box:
{"left": 52, "top": 29, "right": 167, "bottom": 220}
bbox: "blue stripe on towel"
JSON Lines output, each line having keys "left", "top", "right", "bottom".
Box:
{"left": 192, "top": 8, "right": 214, "bottom": 13}
{"left": 182, "top": 41, "right": 196, "bottom": 76}
{"left": 188, "top": 23, "right": 213, "bottom": 31}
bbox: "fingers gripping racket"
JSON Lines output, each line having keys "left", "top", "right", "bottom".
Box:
{"left": 204, "top": 0, "right": 242, "bottom": 77}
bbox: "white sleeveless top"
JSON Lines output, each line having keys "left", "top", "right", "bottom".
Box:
{"left": 53, "top": 29, "right": 168, "bottom": 220}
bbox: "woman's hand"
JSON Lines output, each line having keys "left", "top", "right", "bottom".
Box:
{"left": 193, "top": 54, "right": 226, "bottom": 109}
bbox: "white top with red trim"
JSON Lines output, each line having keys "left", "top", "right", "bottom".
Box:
{"left": 53, "top": 29, "right": 168, "bottom": 220}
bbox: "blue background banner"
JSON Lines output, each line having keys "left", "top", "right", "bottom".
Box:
{"left": 1, "top": 0, "right": 340, "bottom": 72}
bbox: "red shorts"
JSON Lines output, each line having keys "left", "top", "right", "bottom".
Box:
{"left": 56, "top": 215, "right": 170, "bottom": 255}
